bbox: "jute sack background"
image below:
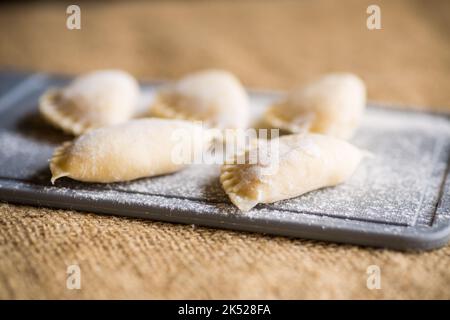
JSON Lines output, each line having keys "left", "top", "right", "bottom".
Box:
{"left": 0, "top": 0, "right": 449, "bottom": 299}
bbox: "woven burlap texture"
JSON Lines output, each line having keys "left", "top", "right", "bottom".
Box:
{"left": 0, "top": 0, "right": 449, "bottom": 299}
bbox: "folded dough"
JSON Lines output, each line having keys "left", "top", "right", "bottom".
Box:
{"left": 220, "top": 133, "right": 363, "bottom": 211}
{"left": 40, "top": 69, "right": 139, "bottom": 135}
{"left": 50, "top": 118, "right": 211, "bottom": 183}
{"left": 150, "top": 69, "right": 250, "bottom": 129}
{"left": 263, "top": 73, "right": 366, "bottom": 139}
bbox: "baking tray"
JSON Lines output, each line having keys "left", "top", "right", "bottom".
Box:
{"left": 0, "top": 70, "right": 449, "bottom": 251}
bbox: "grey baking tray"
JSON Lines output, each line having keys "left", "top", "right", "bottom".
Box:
{"left": 0, "top": 70, "right": 449, "bottom": 251}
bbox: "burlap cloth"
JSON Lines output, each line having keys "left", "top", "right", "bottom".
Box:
{"left": 0, "top": 0, "right": 449, "bottom": 299}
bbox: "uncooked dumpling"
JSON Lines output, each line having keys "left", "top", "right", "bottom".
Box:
{"left": 263, "top": 73, "right": 366, "bottom": 139}
{"left": 150, "top": 69, "right": 250, "bottom": 129}
{"left": 40, "top": 69, "right": 139, "bottom": 135}
{"left": 220, "top": 133, "right": 363, "bottom": 211}
{"left": 50, "top": 118, "right": 212, "bottom": 183}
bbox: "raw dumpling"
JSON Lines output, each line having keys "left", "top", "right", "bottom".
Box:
{"left": 263, "top": 73, "right": 366, "bottom": 139}
{"left": 40, "top": 69, "right": 139, "bottom": 135}
{"left": 150, "top": 69, "right": 250, "bottom": 129}
{"left": 220, "top": 133, "right": 363, "bottom": 211}
{"left": 50, "top": 118, "right": 212, "bottom": 183}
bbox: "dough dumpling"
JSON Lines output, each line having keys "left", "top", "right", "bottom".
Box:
{"left": 220, "top": 133, "right": 363, "bottom": 211}
{"left": 50, "top": 118, "right": 211, "bottom": 183}
{"left": 40, "top": 70, "right": 139, "bottom": 135}
{"left": 150, "top": 69, "right": 250, "bottom": 129}
{"left": 263, "top": 73, "right": 366, "bottom": 139}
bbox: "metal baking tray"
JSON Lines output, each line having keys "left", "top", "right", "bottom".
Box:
{"left": 0, "top": 70, "right": 449, "bottom": 251}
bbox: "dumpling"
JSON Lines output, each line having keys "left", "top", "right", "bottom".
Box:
{"left": 40, "top": 69, "right": 139, "bottom": 135}
{"left": 50, "top": 118, "right": 212, "bottom": 183}
{"left": 150, "top": 69, "right": 250, "bottom": 129}
{"left": 263, "top": 73, "right": 366, "bottom": 139}
{"left": 220, "top": 133, "right": 363, "bottom": 211}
